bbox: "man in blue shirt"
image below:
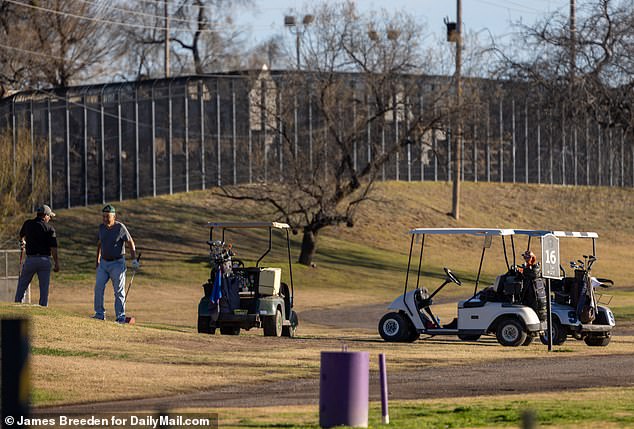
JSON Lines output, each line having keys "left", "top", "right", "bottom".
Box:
{"left": 93, "top": 204, "right": 138, "bottom": 323}
{"left": 15, "top": 204, "right": 60, "bottom": 306}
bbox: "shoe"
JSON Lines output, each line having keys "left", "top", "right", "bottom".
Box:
{"left": 115, "top": 318, "right": 126, "bottom": 324}
{"left": 91, "top": 315, "right": 105, "bottom": 321}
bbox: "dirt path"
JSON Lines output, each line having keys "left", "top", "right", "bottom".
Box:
{"left": 40, "top": 352, "right": 634, "bottom": 413}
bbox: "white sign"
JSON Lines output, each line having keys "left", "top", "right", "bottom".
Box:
{"left": 542, "top": 233, "right": 562, "bottom": 279}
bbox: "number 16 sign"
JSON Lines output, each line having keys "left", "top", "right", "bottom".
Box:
{"left": 542, "top": 233, "right": 562, "bottom": 279}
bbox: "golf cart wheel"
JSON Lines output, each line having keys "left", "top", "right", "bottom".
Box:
{"left": 539, "top": 319, "right": 567, "bottom": 346}
{"left": 220, "top": 327, "right": 240, "bottom": 335}
{"left": 263, "top": 308, "right": 283, "bottom": 337}
{"left": 197, "top": 315, "right": 212, "bottom": 334}
{"left": 282, "top": 310, "right": 298, "bottom": 338}
{"left": 405, "top": 327, "right": 420, "bottom": 343}
{"left": 584, "top": 334, "right": 611, "bottom": 347}
{"left": 495, "top": 318, "right": 527, "bottom": 347}
{"left": 378, "top": 312, "right": 410, "bottom": 342}
{"left": 458, "top": 334, "right": 481, "bottom": 341}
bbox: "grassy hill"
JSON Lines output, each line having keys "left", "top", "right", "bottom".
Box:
{"left": 6, "top": 181, "right": 634, "bottom": 326}
{"left": 2, "top": 181, "right": 634, "bottom": 416}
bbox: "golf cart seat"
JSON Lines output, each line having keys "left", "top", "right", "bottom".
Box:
{"left": 414, "top": 287, "right": 431, "bottom": 309}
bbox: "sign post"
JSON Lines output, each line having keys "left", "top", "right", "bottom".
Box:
{"left": 541, "top": 233, "right": 562, "bottom": 352}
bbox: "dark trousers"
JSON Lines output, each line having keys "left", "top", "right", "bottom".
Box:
{"left": 15, "top": 256, "right": 51, "bottom": 307}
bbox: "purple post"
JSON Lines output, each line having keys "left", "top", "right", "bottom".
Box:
{"left": 319, "top": 351, "right": 369, "bottom": 428}
{"left": 379, "top": 353, "right": 389, "bottom": 424}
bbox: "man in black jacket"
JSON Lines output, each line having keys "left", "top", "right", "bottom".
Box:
{"left": 14, "top": 205, "right": 60, "bottom": 306}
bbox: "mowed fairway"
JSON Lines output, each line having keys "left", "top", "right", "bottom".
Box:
{"left": 2, "top": 181, "right": 634, "bottom": 428}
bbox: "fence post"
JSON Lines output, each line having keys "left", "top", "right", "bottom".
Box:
{"left": 562, "top": 115, "right": 566, "bottom": 186}
{"left": 66, "top": 98, "right": 71, "bottom": 207}
{"left": 524, "top": 100, "right": 529, "bottom": 183}
{"left": 83, "top": 98, "right": 89, "bottom": 205}
{"left": 46, "top": 96, "right": 53, "bottom": 204}
{"left": 117, "top": 90, "right": 123, "bottom": 201}
{"left": 499, "top": 99, "right": 503, "bottom": 183}
{"left": 168, "top": 81, "right": 173, "bottom": 194}
{"left": 216, "top": 80, "right": 222, "bottom": 186}
{"left": 419, "top": 94, "right": 424, "bottom": 181}
{"left": 135, "top": 87, "right": 140, "bottom": 198}
{"left": 99, "top": 90, "right": 106, "bottom": 203}
{"left": 511, "top": 99, "right": 516, "bottom": 183}
{"left": 486, "top": 103, "right": 490, "bottom": 182}
{"left": 185, "top": 80, "right": 190, "bottom": 192}
{"left": 473, "top": 113, "right": 477, "bottom": 183}
{"left": 537, "top": 106, "right": 541, "bottom": 184}
{"left": 151, "top": 84, "right": 157, "bottom": 197}
{"left": 200, "top": 80, "right": 206, "bottom": 190}
{"left": 11, "top": 98, "right": 16, "bottom": 183}
{"left": 30, "top": 101, "right": 35, "bottom": 202}
{"left": 394, "top": 93, "right": 399, "bottom": 181}
{"left": 232, "top": 80, "right": 237, "bottom": 186}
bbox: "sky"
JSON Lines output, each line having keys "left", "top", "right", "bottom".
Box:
{"left": 236, "top": 0, "right": 571, "bottom": 47}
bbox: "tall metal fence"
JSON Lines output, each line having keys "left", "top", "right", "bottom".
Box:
{"left": 0, "top": 73, "right": 632, "bottom": 210}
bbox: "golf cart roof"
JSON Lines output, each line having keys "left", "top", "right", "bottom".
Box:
{"left": 208, "top": 221, "right": 291, "bottom": 229}
{"left": 513, "top": 229, "right": 599, "bottom": 238}
{"left": 409, "top": 228, "right": 515, "bottom": 236}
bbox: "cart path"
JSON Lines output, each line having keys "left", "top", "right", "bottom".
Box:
{"left": 38, "top": 353, "right": 634, "bottom": 413}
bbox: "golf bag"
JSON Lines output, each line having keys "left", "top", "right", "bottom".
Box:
{"left": 521, "top": 277, "right": 548, "bottom": 322}
{"left": 571, "top": 269, "right": 596, "bottom": 323}
{"left": 521, "top": 264, "right": 548, "bottom": 322}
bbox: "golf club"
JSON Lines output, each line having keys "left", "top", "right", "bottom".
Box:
{"left": 123, "top": 252, "right": 141, "bottom": 324}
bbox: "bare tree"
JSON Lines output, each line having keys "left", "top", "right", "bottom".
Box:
{"left": 493, "top": 0, "right": 634, "bottom": 131}
{"left": 117, "top": 0, "right": 253, "bottom": 78}
{"left": 220, "top": 1, "right": 453, "bottom": 266}
{"left": 0, "top": 0, "right": 121, "bottom": 93}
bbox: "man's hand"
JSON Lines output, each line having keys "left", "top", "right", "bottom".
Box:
{"left": 131, "top": 259, "right": 140, "bottom": 270}
{"left": 53, "top": 262, "right": 60, "bottom": 272}
{"left": 19, "top": 240, "right": 25, "bottom": 250}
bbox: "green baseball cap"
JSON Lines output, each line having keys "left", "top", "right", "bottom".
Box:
{"left": 102, "top": 204, "right": 116, "bottom": 214}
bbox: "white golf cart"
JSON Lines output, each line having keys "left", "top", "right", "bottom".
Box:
{"left": 514, "top": 230, "right": 615, "bottom": 347}
{"left": 378, "top": 228, "right": 547, "bottom": 347}
{"left": 197, "top": 222, "right": 298, "bottom": 337}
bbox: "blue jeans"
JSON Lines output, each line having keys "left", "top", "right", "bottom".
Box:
{"left": 15, "top": 256, "right": 51, "bottom": 306}
{"left": 94, "top": 258, "right": 126, "bottom": 322}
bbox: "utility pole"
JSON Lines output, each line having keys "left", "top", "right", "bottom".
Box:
{"left": 451, "top": 0, "right": 462, "bottom": 220}
{"left": 165, "top": 0, "right": 170, "bottom": 78}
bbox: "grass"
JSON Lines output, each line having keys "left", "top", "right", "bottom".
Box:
{"left": 212, "top": 387, "right": 634, "bottom": 428}
{"left": 1, "top": 181, "right": 634, "bottom": 428}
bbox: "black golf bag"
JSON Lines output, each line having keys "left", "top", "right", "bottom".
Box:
{"left": 571, "top": 269, "right": 596, "bottom": 323}
{"left": 520, "top": 264, "right": 548, "bottom": 322}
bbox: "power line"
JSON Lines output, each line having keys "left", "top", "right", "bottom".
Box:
{"left": 472, "top": 0, "right": 547, "bottom": 15}
{"left": 4, "top": 0, "right": 242, "bottom": 33}
{"left": 76, "top": 0, "right": 251, "bottom": 29}
{"left": 0, "top": 43, "right": 68, "bottom": 61}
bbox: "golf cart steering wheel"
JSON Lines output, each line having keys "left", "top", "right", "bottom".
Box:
{"left": 231, "top": 258, "right": 245, "bottom": 269}
{"left": 444, "top": 267, "right": 462, "bottom": 286}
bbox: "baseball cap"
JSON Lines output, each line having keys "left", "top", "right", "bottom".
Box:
{"left": 102, "top": 204, "right": 116, "bottom": 214}
{"left": 36, "top": 204, "right": 56, "bottom": 217}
